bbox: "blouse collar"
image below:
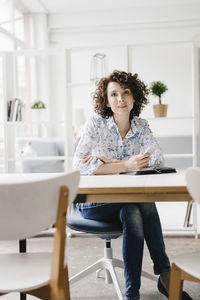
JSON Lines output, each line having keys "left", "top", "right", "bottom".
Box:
{"left": 107, "top": 116, "right": 142, "bottom": 138}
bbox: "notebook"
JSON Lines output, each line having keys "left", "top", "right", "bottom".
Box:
{"left": 121, "top": 166, "right": 177, "bottom": 175}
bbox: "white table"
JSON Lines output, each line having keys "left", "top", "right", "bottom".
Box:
{"left": 0, "top": 171, "right": 191, "bottom": 203}
{"left": 78, "top": 171, "right": 192, "bottom": 203}
{"left": 78, "top": 171, "right": 198, "bottom": 237}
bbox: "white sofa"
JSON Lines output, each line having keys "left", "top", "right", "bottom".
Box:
{"left": 16, "top": 137, "right": 65, "bottom": 173}
{"left": 16, "top": 135, "right": 200, "bottom": 173}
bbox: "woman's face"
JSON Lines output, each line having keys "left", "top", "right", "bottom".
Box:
{"left": 106, "top": 81, "right": 134, "bottom": 117}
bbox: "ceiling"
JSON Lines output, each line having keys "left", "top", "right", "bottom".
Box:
{"left": 18, "top": 0, "right": 200, "bottom": 14}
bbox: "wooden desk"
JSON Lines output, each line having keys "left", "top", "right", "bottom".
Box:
{"left": 78, "top": 171, "right": 192, "bottom": 203}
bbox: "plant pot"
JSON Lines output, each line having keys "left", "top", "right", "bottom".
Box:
{"left": 153, "top": 104, "right": 168, "bottom": 117}
{"left": 32, "top": 109, "right": 46, "bottom": 122}
{"left": 31, "top": 109, "right": 47, "bottom": 136}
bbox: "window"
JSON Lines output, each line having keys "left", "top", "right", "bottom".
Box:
{"left": 0, "top": 0, "right": 30, "bottom": 50}
{"left": 0, "top": 32, "right": 13, "bottom": 50}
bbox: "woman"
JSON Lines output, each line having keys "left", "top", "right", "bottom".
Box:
{"left": 73, "top": 70, "right": 192, "bottom": 300}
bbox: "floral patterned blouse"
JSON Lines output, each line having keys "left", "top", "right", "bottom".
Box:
{"left": 73, "top": 114, "right": 164, "bottom": 175}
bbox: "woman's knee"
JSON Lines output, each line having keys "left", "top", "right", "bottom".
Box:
{"left": 119, "top": 204, "right": 144, "bottom": 237}
{"left": 138, "top": 202, "right": 158, "bottom": 215}
{"left": 119, "top": 204, "right": 142, "bottom": 224}
{"left": 138, "top": 203, "right": 162, "bottom": 226}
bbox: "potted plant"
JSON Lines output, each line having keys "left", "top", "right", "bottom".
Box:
{"left": 150, "top": 81, "right": 168, "bottom": 117}
{"left": 31, "top": 100, "right": 47, "bottom": 136}
{"left": 31, "top": 100, "right": 46, "bottom": 110}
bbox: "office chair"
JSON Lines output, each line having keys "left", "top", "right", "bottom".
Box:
{"left": 169, "top": 167, "right": 200, "bottom": 300}
{"left": 68, "top": 199, "right": 157, "bottom": 300}
{"left": 0, "top": 171, "right": 79, "bottom": 300}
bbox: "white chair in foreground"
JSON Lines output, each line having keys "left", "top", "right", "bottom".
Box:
{"left": 0, "top": 171, "right": 79, "bottom": 300}
{"left": 169, "top": 167, "right": 200, "bottom": 300}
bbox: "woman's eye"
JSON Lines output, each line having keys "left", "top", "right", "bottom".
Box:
{"left": 124, "top": 90, "right": 130, "bottom": 94}
{"left": 111, "top": 93, "right": 117, "bottom": 97}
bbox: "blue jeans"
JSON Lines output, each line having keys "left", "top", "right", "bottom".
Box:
{"left": 77, "top": 202, "right": 171, "bottom": 300}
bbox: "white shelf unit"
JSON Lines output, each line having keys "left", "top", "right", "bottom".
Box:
{"left": 146, "top": 116, "right": 199, "bottom": 166}
{"left": 0, "top": 49, "right": 73, "bottom": 173}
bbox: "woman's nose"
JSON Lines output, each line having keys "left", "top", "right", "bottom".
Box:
{"left": 117, "top": 94, "right": 124, "bottom": 102}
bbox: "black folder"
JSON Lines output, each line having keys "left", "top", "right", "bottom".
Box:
{"left": 121, "top": 166, "right": 177, "bottom": 175}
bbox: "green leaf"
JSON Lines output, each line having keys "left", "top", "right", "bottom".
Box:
{"left": 149, "top": 81, "right": 168, "bottom": 104}
{"left": 31, "top": 101, "right": 46, "bottom": 109}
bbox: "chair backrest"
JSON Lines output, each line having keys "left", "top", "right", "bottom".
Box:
{"left": 0, "top": 171, "right": 80, "bottom": 240}
{"left": 186, "top": 167, "right": 200, "bottom": 204}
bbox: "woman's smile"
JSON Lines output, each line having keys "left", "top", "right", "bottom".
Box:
{"left": 118, "top": 104, "right": 127, "bottom": 108}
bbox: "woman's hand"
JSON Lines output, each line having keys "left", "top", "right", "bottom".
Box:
{"left": 124, "top": 153, "right": 150, "bottom": 171}
{"left": 82, "top": 155, "right": 111, "bottom": 165}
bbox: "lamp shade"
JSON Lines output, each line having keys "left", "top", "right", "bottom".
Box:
{"left": 90, "top": 53, "right": 106, "bottom": 82}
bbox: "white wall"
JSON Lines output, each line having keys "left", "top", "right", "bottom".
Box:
{"left": 133, "top": 43, "right": 194, "bottom": 136}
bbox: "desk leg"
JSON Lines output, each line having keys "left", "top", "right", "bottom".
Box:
{"left": 183, "top": 200, "right": 193, "bottom": 227}
{"left": 19, "top": 240, "right": 27, "bottom": 300}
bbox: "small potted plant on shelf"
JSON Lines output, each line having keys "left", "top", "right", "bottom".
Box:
{"left": 150, "top": 81, "right": 168, "bottom": 117}
{"left": 31, "top": 100, "right": 46, "bottom": 110}
{"left": 31, "top": 100, "right": 47, "bottom": 136}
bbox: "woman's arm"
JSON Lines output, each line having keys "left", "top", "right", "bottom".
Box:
{"left": 83, "top": 155, "right": 120, "bottom": 165}
{"left": 141, "top": 121, "right": 164, "bottom": 167}
{"left": 94, "top": 160, "right": 127, "bottom": 174}
{"left": 73, "top": 118, "right": 104, "bottom": 175}
{"left": 83, "top": 153, "right": 150, "bottom": 175}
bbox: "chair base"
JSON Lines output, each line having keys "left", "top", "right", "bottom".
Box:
{"left": 69, "top": 240, "right": 157, "bottom": 300}
{"left": 70, "top": 245, "right": 124, "bottom": 300}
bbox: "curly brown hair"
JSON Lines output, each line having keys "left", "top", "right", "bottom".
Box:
{"left": 93, "top": 70, "right": 149, "bottom": 120}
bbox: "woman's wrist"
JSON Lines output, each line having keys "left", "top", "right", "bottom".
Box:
{"left": 111, "top": 160, "right": 129, "bottom": 173}
{"left": 94, "top": 160, "right": 128, "bottom": 174}
{"left": 122, "top": 160, "right": 129, "bottom": 172}
{"left": 112, "top": 159, "right": 122, "bottom": 164}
